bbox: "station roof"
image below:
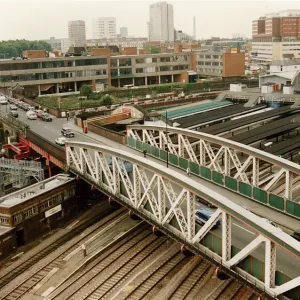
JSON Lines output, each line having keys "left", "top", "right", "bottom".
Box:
{"left": 164, "top": 100, "right": 232, "bottom": 120}
{"left": 229, "top": 114, "right": 300, "bottom": 145}
{"left": 0, "top": 174, "right": 74, "bottom": 208}
{"left": 200, "top": 105, "right": 300, "bottom": 135}
{"left": 263, "top": 135, "right": 300, "bottom": 157}
{"left": 177, "top": 104, "right": 266, "bottom": 128}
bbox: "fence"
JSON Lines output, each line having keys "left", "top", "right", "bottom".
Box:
{"left": 127, "top": 137, "right": 300, "bottom": 220}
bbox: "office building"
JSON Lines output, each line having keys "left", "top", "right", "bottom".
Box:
{"left": 195, "top": 48, "right": 245, "bottom": 78}
{"left": 92, "top": 17, "right": 117, "bottom": 39}
{"left": 251, "top": 10, "right": 300, "bottom": 65}
{"left": 0, "top": 46, "right": 245, "bottom": 95}
{"left": 120, "top": 27, "right": 128, "bottom": 38}
{"left": 68, "top": 20, "right": 86, "bottom": 47}
{"left": 43, "top": 37, "right": 75, "bottom": 53}
{"left": 149, "top": 1, "right": 174, "bottom": 42}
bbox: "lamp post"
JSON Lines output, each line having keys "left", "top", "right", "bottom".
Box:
{"left": 165, "top": 111, "right": 169, "bottom": 168}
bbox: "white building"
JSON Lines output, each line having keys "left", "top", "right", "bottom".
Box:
{"left": 86, "top": 38, "right": 147, "bottom": 49}
{"left": 120, "top": 27, "right": 128, "bottom": 38}
{"left": 68, "top": 20, "right": 86, "bottom": 47}
{"left": 43, "top": 37, "right": 75, "bottom": 53}
{"left": 251, "top": 42, "right": 300, "bottom": 65}
{"left": 61, "top": 38, "right": 75, "bottom": 53}
{"left": 149, "top": 1, "right": 174, "bottom": 42}
{"left": 92, "top": 17, "right": 117, "bottom": 39}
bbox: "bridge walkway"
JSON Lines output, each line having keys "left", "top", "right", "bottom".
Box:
{"left": 66, "top": 121, "right": 300, "bottom": 232}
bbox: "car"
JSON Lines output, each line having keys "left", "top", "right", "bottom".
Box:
{"left": 0, "top": 96, "right": 8, "bottom": 105}
{"left": 61, "top": 127, "right": 75, "bottom": 138}
{"left": 291, "top": 228, "right": 300, "bottom": 242}
{"left": 40, "top": 113, "right": 52, "bottom": 122}
{"left": 195, "top": 208, "right": 221, "bottom": 228}
{"left": 26, "top": 111, "right": 37, "bottom": 120}
{"left": 35, "top": 110, "right": 44, "bottom": 118}
{"left": 10, "top": 104, "right": 18, "bottom": 111}
{"left": 261, "top": 218, "right": 277, "bottom": 227}
{"left": 55, "top": 137, "right": 68, "bottom": 146}
{"left": 85, "top": 108, "right": 96, "bottom": 113}
{"left": 9, "top": 111, "right": 18, "bottom": 118}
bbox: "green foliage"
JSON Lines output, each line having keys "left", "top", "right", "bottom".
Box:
{"left": 0, "top": 39, "right": 52, "bottom": 58}
{"left": 35, "top": 96, "right": 101, "bottom": 110}
{"left": 80, "top": 84, "right": 93, "bottom": 99}
{"left": 145, "top": 46, "right": 161, "bottom": 54}
{"left": 101, "top": 94, "right": 113, "bottom": 106}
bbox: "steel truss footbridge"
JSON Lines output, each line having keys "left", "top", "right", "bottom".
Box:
{"left": 127, "top": 125, "right": 300, "bottom": 210}
{"left": 66, "top": 141, "right": 300, "bottom": 299}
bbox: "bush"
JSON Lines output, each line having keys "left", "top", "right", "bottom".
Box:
{"left": 80, "top": 85, "right": 93, "bottom": 99}
{"left": 101, "top": 95, "right": 113, "bottom": 106}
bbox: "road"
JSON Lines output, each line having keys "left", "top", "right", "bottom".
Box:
{"left": 1, "top": 103, "right": 300, "bottom": 279}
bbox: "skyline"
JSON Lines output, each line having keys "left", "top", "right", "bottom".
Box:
{"left": 0, "top": 0, "right": 299, "bottom": 41}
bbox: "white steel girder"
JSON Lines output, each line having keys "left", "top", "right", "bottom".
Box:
{"left": 128, "top": 127, "right": 300, "bottom": 201}
{"left": 66, "top": 143, "right": 300, "bottom": 298}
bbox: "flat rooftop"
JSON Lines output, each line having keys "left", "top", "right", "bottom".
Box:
{"left": 200, "top": 105, "right": 300, "bottom": 135}
{"left": 177, "top": 104, "right": 266, "bottom": 128}
{"left": 164, "top": 100, "right": 232, "bottom": 120}
{"left": 0, "top": 174, "right": 74, "bottom": 208}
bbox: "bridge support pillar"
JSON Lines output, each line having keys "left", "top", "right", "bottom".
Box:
{"left": 265, "top": 240, "right": 276, "bottom": 289}
{"left": 222, "top": 212, "right": 231, "bottom": 261}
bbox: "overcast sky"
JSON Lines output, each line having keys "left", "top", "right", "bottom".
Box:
{"left": 0, "top": 0, "right": 299, "bottom": 41}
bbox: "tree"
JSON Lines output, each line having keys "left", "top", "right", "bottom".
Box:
{"left": 145, "top": 46, "right": 161, "bottom": 54}
{"left": 101, "top": 95, "right": 113, "bottom": 106}
{"left": 80, "top": 85, "right": 93, "bottom": 99}
{"left": 0, "top": 40, "right": 52, "bottom": 58}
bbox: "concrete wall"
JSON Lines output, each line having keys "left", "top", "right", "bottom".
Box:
{"left": 88, "top": 122, "right": 126, "bottom": 144}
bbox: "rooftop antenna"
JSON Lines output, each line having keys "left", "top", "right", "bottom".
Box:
{"left": 193, "top": 16, "right": 196, "bottom": 41}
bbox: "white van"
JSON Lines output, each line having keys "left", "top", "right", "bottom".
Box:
{"left": 26, "top": 111, "right": 37, "bottom": 120}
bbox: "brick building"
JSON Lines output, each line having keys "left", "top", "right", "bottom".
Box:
{"left": 251, "top": 10, "right": 300, "bottom": 65}
{"left": 0, "top": 174, "right": 76, "bottom": 259}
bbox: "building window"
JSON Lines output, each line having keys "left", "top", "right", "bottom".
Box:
{"left": 13, "top": 213, "right": 23, "bottom": 225}
{"left": 40, "top": 194, "right": 63, "bottom": 211}
{"left": 0, "top": 215, "right": 9, "bottom": 225}
{"left": 24, "top": 206, "right": 38, "bottom": 220}
{"left": 136, "top": 58, "right": 145, "bottom": 64}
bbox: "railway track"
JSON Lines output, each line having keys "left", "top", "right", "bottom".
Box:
{"left": 48, "top": 224, "right": 168, "bottom": 299}
{"left": 0, "top": 206, "right": 128, "bottom": 300}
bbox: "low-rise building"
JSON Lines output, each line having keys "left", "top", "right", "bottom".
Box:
{"left": 0, "top": 46, "right": 245, "bottom": 95}
{"left": 195, "top": 48, "right": 245, "bottom": 79}
{"left": 0, "top": 174, "right": 76, "bottom": 259}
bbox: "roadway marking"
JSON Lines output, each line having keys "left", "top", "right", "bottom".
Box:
{"left": 233, "top": 223, "right": 255, "bottom": 235}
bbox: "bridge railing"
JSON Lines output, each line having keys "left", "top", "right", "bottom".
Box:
{"left": 127, "top": 125, "right": 300, "bottom": 220}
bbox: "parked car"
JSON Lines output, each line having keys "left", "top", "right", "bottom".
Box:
{"left": 291, "top": 228, "right": 300, "bottom": 242}
{"left": 61, "top": 127, "right": 75, "bottom": 138}
{"left": 35, "top": 110, "right": 44, "bottom": 118}
{"left": 40, "top": 113, "right": 52, "bottom": 122}
{"left": 9, "top": 111, "right": 18, "bottom": 118}
{"left": 26, "top": 111, "right": 37, "bottom": 120}
{"left": 55, "top": 137, "right": 67, "bottom": 146}
{"left": 0, "top": 96, "right": 8, "bottom": 105}
{"left": 9, "top": 105, "right": 18, "bottom": 111}
{"left": 85, "top": 108, "right": 96, "bottom": 113}
{"left": 195, "top": 208, "right": 221, "bottom": 228}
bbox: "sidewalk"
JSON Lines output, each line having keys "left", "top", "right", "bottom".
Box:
{"left": 66, "top": 121, "right": 300, "bottom": 232}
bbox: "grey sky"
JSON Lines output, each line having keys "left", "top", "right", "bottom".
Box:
{"left": 0, "top": 0, "right": 299, "bottom": 41}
